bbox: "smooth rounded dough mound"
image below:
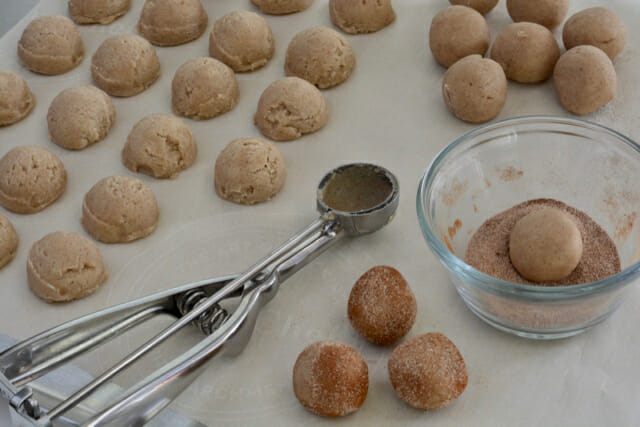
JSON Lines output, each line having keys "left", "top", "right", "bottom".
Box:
{"left": 429, "top": 6, "right": 490, "bottom": 68}
{"left": 18, "top": 15, "right": 84, "bottom": 75}
{"left": 214, "top": 137, "right": 286, "bottom": 205}
{"left": 68, "top": 0, "right": 131, "bottom": 25}
{"left": 47, "top": 85, "right": 115, "bottom": 150}
{"left": 329, "top": 0, "right": 396, "bottom": 34}
{"left": 0, "top": 146, "right": 67, "bottom": 214}
{"left": 172, "top": 57, "right": 239, "bottom": 120}
{"left": 506, "top": 0, "right": 569, "bottom": 30}
{"left": 563, "top": 7, "right": 627, "bottom": 60}
{"left": 82, "top": 175, "right": 159, "bottom": 243}
{"left": 122, "top": 114, "right": 197, "bottom": 179}
{"left": 255, "top": 77, "right": 328, "bottom": 141}
{"left": 251, "top": 0, "right": 313, "bottom": 15}
{"left": 138, "top": 0, "right": 208, "bottom": 46}
{"left": 490, "top": 22, "right": 560, "bottom": 83}
{"left": 91, "top": 34, "right": 160, "bottom": 97}
{"left": 0, "top": 213, "right": 18, "bottom": 269}
{"left": 442, "top": 55, "right": 507, "bottom": 124}
{"left": 0, "top": 71, "right": 35, "bottom": 127}
{"left": 553, "top": 45, "right": 617, "bottom": 116}
{"left": 293, "top": 341, "right": 368, "bottom": 417}
{"left": 449, "top": 0, "right": 498, "bottom": 15}
{"left": 285, "top": 26, "right": 355, "bottom": 89}
{"left": 27, "top": 231, "right": 107, "bottom": 302}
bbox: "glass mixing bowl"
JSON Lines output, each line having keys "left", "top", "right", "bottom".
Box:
{"left": 417, "top": 116, "right": 640, "bottom": 339}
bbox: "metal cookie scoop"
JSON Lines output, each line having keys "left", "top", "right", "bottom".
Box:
{"left": 0, "top": 163, "right": 399, "bottom": 426}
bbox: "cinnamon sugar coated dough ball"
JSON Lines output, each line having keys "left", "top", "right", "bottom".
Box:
{"left": 122, "top": 114, "right": 197, "bottom": 179}
{"left": 442, "top": 55, "right": 507, "bottom": 123}
{"left": 329, "top": 0, "right": 396, "bottom": 34}
{"left": 68, "top": 0, "right": 131, "bottom": 24}
{"left": 214, "top": 137, "right": 286, "bottom": 205}
{"left": 209, "top": 11, "right": 274, "bottom": 72}
{"left": 388, "top": 333, "right": 468, "bottom": 410}
{"left": 449, "top": 0, "right": 498, "bottom": 15}
{"left": 47, "top": 86, "right": 115, "bottom": 150}
{"left": 137, "top": 0, "right": 208, "bottom": 46}
{"left": 553, "top": 45, "right": 616, "bottom": 115}
{"left": 490, "top": 22, "right": 560, "bottom": 83}
{"left": 506, "top": 0, "right": 569, "bottom": 30}
{"left": 255, "top": 77, "right": 328, "bottom": 141}
{"left": 251, "top": 0, "right": 313, "bottom": 15}
{"left": 91, "top": 35, "right": 160, "bottom": 97}
{"left": 293, "top": 341, "right": 368, "bottom": 417}
{"left": 429, "top": 6, "right": 490, "bottom": 68}
{"left": 563, "top": 8, "right": 627, "bottom": 60}
{"left": 285, "top": 27, "right": 355, "bottom": 89}
{"left": 348, "top": 266, "right": 417, "bottom": 346}
{"left": 18, "top": 15, "right": 84, "bottom": 75}
{"left": 172, "top": 57, "right": 239, "bottom": 120}
{"left": 0, "top": 71, "right": 35, "bottom": 126}
{"left": 0, "top": 147, "right": 66, "bottom": 214}
{"left": 82, "top": 176, "right": 159, "bottom": 243}
{"left": 0, "top": 214, "right": 18, "bottom": 269}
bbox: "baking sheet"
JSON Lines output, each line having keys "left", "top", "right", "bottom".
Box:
{"left": 0, "top": 0, "right": 639, "bottom": 426}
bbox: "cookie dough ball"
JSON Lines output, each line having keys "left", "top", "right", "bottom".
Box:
{"left": 0, "top": 147, "right": 66, "bottom": 214}
{"left": 27, "top": 232, "right": 107, "bottom": 302}
{"left": 293, "top": 341, "right": 368, "bottom": 417}
{"left": 329, "top": 0, "right": 396, "bottom": 34}
{"left": 563, "top": 7, "right": 627, "bottom": 60}
{"left": 388, "top": 333, "right": 468, "bottom": 410}
{"left": 0, "top": 71, "right": 35, "bottom": 127}
{"left": 553, "top": 45, "right": 617, "bottom": 115}
{"left": 172, "top": 57, "right": 239, "bottom": 120}
{"left": 429, "top": 6, "right": 490, "bottom": 68}
{"left": 91, "top": 35, "right": 160, "bottom": 97}
{"left": 214, "top": 137, "right": 286, "bottom": 205}
{"left": 506, "top": 0, "right": 569, "bottom": 30}
{"left": 251, "top": 0, "right": 313, "bottom": 15}
{"left": 82, "top": 176, "right": 159, "bottom": 243}
{"left": 68, "top": 0, "right": 131, "bottom": 24}
{"left": 0, "top": 213, "right": 18, "bottom": 269}
{"left": 442, "top": 55, "right": 507, "bottom": 123}
{"left": 138, "top": 0, "right": 208, "bottom": 46}
{"left": 255, "top": 77, "right": 328, "bottom": 141}
{"left": 47, "top": 85, "right": 115, "bottom": 150}
{"left": 122, "top": 114, "right": 197, "bottom": 179}
{"left": 490, "top": 22, "right": 560, "bottom": 83}
{"left": 449, "top": 0, "right": 498, "bottom": 15}
{"left": 18, "top": 15, "right": 84, "bottom": 75}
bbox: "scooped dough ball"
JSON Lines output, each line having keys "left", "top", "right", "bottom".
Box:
{"left": 285, "top": 27, "right": 355, "bottom": 89}
{"left": 91, "top": 34, "right": 161, "bottom": 97}
{"left": 388, "top": 333, "right": 468, "bottom": 410}
{"left": 122, "top": 114, "right": 197, "bottom": 179}
{"left": 47, "top": 85, "right": 115, "bottom": 150}
{"left": 0, "top": 146, "right": 67, "bottom": 214}
{"left": 0, "top": 71, "right": 35, "bottom": 127}
{"left": 137, "top": 0, "right": 208, "bottom": 46}
{"left": 506, "top": 0, "right": 569, "bottom": 30}
{"left": 449, "top": 0, "right": 498, "bottom": 15}
{"left": 293, "top": 341, "right": 368, "bottom": 417}
{"left": 553, "top": 45, "right": 617, "bottom": 115}
{"left": 82, "top": 176, "right": 159, "bottom": 243}
{"left": 0, "top": 213, "right": 18, "bottom": 269}
{"left": 255, "top": 77, "right": 329, "bottom": 141}
{"left": 27, "top": 231, "right": 107, "bottom": 302}
{"left": 172, "top": 57, "right": 239, "bottom": 120}
{"left": 214, "top": 137, "right": 286, "bottom": 205}
{"left": 490, "top": 22, "right": 560, "bottom": 83}
{"left": 251, "top": 0, "right": 313, "bottom": 15}
{"left": 429, "top": 6, "right": 490, "bottom": 68}
{"left": 442, "top": 55, "right": 507, "bottom": 124}
{"left": 17, "top": 15, "right": 84, "bottom": 75}
{"left": 563, "top": 7, "right": 627, "bottom": 60}
{"left": 68, "top": 0, "right": 131, "bottom": 25}
{"left": 329, "top": 0, "right": 396, "bottom": 34}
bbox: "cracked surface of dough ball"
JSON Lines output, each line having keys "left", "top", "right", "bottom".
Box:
{"left": 18, "top": 15, "right": 84, "bottom": 75}
{"left": 91, "top": 34, "right": 160, "bottom": 97}
{"left": 255, "top": 77, "right": 328, "bottom": 141}
{"left": 0, "top": 71, "right": 35, "bottom": 127}
{"left": 172, "top": 57, "right": 239, "bottom": 120}
{"left": 122, "top": 114, "right": 197, "bottom": 179}
{"left": 251, "top": 0, "right": 313, "bottom": 15}
{"left": 449, "top": 0, "right": 498, "bottom": 15}
{"left": 68, "top": 0, "right": 131, "bottom": 24}
{"left": 429, "top": 6, "right": 490, "bottom": 68}
{"left": 506, "top": 0, "right": 569, "bottom": 29}
{"left": 138, "top": 0, "right": 208, "bottom": 46}
{"left": 82, "top": 175, "right": 159, "bottom": 243}
{"left": 490, "top": 22, "right": 560, "bottom": 83}
{"left": 214, "top": 137, "right": 286, "bottom": 205}
{"left": 0, "top": 213, "right": 18, "bottom": 269}
{"left": 563, "top": 7, "right": 627, "bottom": 60}
{"left": 329, "top": 0, "right": 396, "bottom": 34}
